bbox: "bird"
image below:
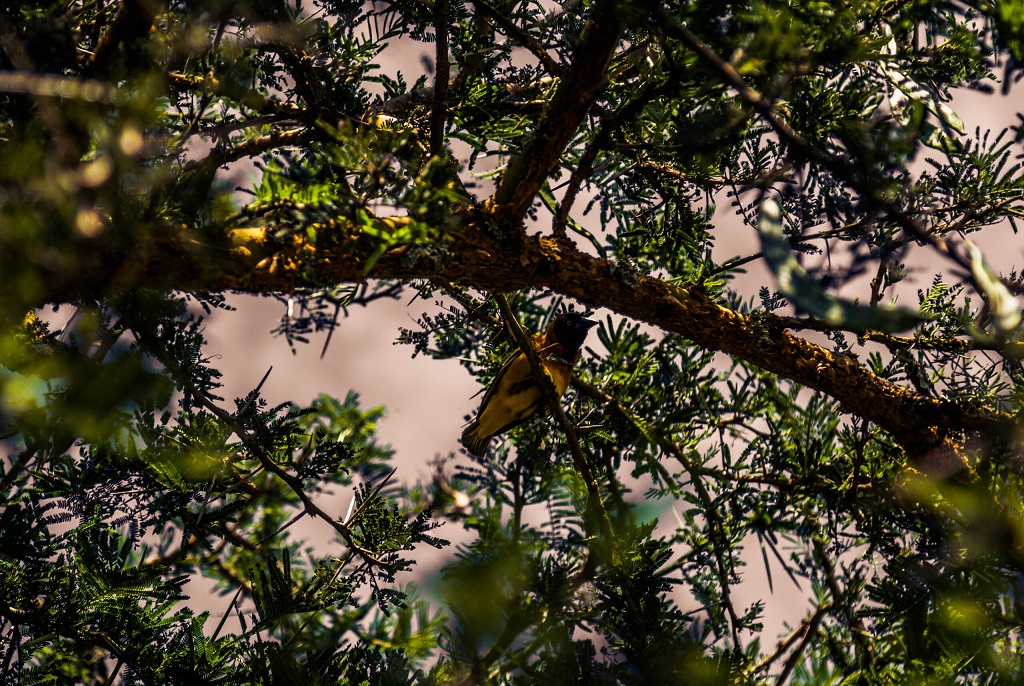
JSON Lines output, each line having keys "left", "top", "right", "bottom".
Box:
{"left": 461, "top": 311, "right": 597, "bottom": 456}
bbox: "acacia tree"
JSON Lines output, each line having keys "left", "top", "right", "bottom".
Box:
{"left": 2, "top": 0, "right": 1024, "bottom": 683}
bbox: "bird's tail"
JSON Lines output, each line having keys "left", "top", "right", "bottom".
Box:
{"left": 460, "top": 420, "right": 491, "bottom": 457}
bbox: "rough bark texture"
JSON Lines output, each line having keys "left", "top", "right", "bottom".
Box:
{"left": 56, "top": 211, "right": 1000, "bottom": 453}
{"left": 492, "top": 0, "right": 624, "bottom": 222}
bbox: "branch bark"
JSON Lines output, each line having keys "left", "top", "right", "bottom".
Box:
{"left": 52, "top": 208, "right": 1004, "bottom": 454}
{"left": 430, "top": 0, "right": 450, "bottom": 157}
{"left": 491, "top": 0, "right": 624, "bottom": 222}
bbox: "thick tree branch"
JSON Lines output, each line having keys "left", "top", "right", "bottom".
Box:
{"left": 53, "top": 210, "right": 1005, "bottom": 453}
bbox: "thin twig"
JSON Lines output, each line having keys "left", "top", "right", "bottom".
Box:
{"left": 181, "top": 126, "right": 314, "bottom": 174}
{"left": 133, "top": 327, "right": 396, "bottom": 571}
{"left": 812, "top": 537, "right": 875, "bottom": 665}
{"left": 210, "top": 584, "right": 245, "bottom": 641}
{"left": 553, "top": 81, "right": 672, "bottom": 237}
{"left": 193, "top": 388, "right": 394, "bottom": 568}
{"left": 470, "top": 0, "right": 562, "bottom": 76}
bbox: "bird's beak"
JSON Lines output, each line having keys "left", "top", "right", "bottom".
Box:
{"left": 582, "top": 318, "right": 597, "bottom": 331}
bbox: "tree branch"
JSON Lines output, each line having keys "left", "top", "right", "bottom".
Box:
{"left": 51, "top": 214, "right": 1005, "bottom": 454}
{"left": 492, "top": 295, "right": 605, "bottom": 522}
{"left": 751, "top": 600, "right": 831, "bottom": 677}
{"left": 430, "top": 0, "right": 450, "bottom": 157}
{"left": 553, "top": 80, "right": 674, "bottom": 237}
{"left": 812, "top": 536, "right": 876, "bottom": 666}
{"left": 491, "top": 0, "right": 624, "bottom": 222}
{"left": 657, "top": 8, "right": 1024, "bottom": 296}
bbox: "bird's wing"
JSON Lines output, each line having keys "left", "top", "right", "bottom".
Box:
{"left": 475, "top": 347, "right": 526, "bottom": 412}
{"left": 474, "top": 334, "right": 563, "bottom": 413}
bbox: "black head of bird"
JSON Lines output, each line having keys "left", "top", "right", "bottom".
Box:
{"left": 460, "top": 312, "right": 597, "bottom": 456}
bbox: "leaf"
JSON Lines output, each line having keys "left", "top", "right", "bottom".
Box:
{"left": 758, "top": 198, "right": 933, "bottom": 333}
{"left": 967, "top": 240, "right": 1021, "bottom": 336}
{"left": 886, "top": 69, "right": 966, "bottom": 135}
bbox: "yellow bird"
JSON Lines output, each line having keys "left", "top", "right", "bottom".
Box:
{"left": 461, "top": 312, "right": 597, "bottom": 456}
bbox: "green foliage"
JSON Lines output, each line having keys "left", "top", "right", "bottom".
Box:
{"left": 1, "top": 293, "right": 443, "bottom": 683}
{"left": 2, "top": 0, "right": 1024, "bottom": 684}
